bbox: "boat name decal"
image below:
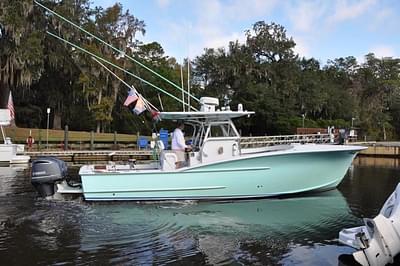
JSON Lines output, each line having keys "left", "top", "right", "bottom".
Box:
{"left": 32, "top": 171, "right": 46, "bottom": 176}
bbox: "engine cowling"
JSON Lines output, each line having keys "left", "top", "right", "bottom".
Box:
{"left": 31, "top": 157, "right": 68, "bottom": 197}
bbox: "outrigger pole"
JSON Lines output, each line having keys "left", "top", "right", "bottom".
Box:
{"left": 33, "top": 1, "right": 200, "bottom": 104}
{"left": 46, "top": 31, "right": 198, "bottom": 111}
{"left": 91, "top": 57, "right": 159, "bottom": 112}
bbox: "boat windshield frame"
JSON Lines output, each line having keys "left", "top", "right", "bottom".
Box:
{"left": 188, "top": 119, "right": 241, "bottom": 150}
{"left": 159, "top": 110, "right": 252, "bottom": 150}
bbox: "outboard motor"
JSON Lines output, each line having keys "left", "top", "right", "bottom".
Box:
{"left": 31, "top": 157, "right": 68, "bottom": 197}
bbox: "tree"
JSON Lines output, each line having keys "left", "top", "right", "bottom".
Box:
{"left": 67, "top": 3, "right": 145, "bottom": 132}
{"left": 0, "top": 0, "right": 44, "bottom": 110}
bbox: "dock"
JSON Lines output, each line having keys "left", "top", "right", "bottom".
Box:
{"left": 357, "top": 142, "right": 400, "bottom": 158}
{"left": 25, "top": 150, "right": 154, "bottom": 163}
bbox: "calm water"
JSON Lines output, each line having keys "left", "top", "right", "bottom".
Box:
{"left": 0, "top": 161, "right": 399, "bottom": 265}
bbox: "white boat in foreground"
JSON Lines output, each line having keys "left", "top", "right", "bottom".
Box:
{"left": 31, "top": 97, "right": 366, "bottom": 201}
{"left": 339, "top": 183, "right": 400, "bottom": 266}
{"left": 0, "top": 109, "right": 30, "bottom": 165}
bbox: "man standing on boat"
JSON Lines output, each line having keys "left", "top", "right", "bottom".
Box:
{"left": 172, "top": 121, "right": 191, "bottom": 168}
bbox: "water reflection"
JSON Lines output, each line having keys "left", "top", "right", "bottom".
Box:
{"left": 74, "top": 190, "right": 356, "bottom": 265}
{"left": 339, "top": 165, "right": 400, "bottom": 218}
{"left": 354, "top": 156, "right": 400, "bottom": 168}
{"left": 88, "top": 190, "right": 352, "bottom": 238}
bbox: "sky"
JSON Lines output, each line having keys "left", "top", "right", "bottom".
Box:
{"left": 92, "top": 0, "right": 400, "bottom": 64}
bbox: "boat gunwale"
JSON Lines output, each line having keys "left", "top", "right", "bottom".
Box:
{"left": 79, "top": 145, "right": 365, "bottom": 176}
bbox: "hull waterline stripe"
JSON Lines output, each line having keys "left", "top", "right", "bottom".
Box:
{"left": 83, "top": 184, "right": 336, "bottom": 201}
{"left": 84, "top": 185, "right": 227, "bottom": 194}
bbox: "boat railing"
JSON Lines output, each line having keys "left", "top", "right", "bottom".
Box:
{"left": 240, "top": 133, "right": 332, "bottom": 148}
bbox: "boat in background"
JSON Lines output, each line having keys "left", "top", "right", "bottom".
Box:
{"left": 339, "top": 183, "right": 400, "bottom": 266}
{"left": 0, "top": 109, "right": 30, "bottom": 165}
{"left": 31, "top": 97, "right": 366, "bottom": 201}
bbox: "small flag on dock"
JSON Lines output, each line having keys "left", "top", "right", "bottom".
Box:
{"left": 8, "top": 91, "right": 15, "bottom": 121}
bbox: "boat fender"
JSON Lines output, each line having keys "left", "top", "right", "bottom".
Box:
{"left": 232, "top": 143, "right": 238, "bottom": 155}
{"left": 218, "top": 147, "right": 223, "bottom": 155}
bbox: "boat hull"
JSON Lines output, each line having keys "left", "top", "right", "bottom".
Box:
{"left": 0, "top": 144, "right": 17, "bottom": 163}
{"left": 80, "top": 148, "right": 359, "bottom": 201}
{"left": 0, "top": 144, "right": 30, "bottom": 164}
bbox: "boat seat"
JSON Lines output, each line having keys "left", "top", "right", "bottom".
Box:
{"left": 160, "top": 151, "right": 178, "bottom": 171}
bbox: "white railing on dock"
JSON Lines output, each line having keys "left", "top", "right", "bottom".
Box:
{"left": 240, "top": 134, "right": 332, "bottom": 147}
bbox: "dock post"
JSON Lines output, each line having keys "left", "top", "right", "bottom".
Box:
{"left": 64, "top": 125, "right": 69, "bottom": 151}
{"left": 90, "top": 131, "right": 94, "bottom": 151}
{"left": 136, "top": 131, "right": 140, "bottom": 149}
{"left": 113, "top": 131, "right": 117, "bottom": 150}
{"left": 38, "top": 129, "right": 42, "bottom": 151}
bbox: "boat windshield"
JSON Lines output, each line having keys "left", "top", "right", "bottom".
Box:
{"left": 190, "top": 120, "right": 240, "bottom": 150}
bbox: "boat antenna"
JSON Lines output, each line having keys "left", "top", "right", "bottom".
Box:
{"left": 33, "top": 0, "right": 200, "bottom": 104}
{"left": 45, "top": 31, "right": 198, "bottom": 111}
{"left": 180, "top": 64, "right": 185, "bottom": 112}
{"left": 187, "top": 57, "right": 191, "bottom": 112}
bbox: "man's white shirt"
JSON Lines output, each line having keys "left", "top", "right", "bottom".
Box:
{"left": 171, "top": 128, "right": 187, "bottom": 150}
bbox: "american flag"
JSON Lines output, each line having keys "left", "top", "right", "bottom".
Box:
{"left": 8, "top": 91, "right": 15, "bottom": 121}
{"left": 132, "top": 97, "right": 146, "bottom": 115}
{"left": 123, "top": 88, "right": 138, "bottom": 106}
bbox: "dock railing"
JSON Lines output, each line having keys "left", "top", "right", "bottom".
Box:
{"left": 240, "top": 133, "right": 333, "bottom": 148}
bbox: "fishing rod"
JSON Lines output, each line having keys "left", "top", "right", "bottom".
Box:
{"left": 33, "top": 0, "right": 200, "bottom": 104}
{"left": 46, "top": 30, "right": 198, "bottom": 111}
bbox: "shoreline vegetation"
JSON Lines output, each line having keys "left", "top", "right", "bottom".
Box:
{"left": 1, "top": 1, "right": 399, "bottom": 141}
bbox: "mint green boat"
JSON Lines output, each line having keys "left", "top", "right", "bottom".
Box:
{"left": 31, "top": 97, "right": 365, "bottom": 201}
{"left": 75, "top": 98, "right": 366, "bottom": 201}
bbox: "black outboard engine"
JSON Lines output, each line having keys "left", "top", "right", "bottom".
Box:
{"left": 31, "top": 157, "right": 68, "bottom": 197}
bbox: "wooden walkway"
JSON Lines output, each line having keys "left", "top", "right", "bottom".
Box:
{"left": 25, "top": 150, "right": 154, "bottom": 163}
